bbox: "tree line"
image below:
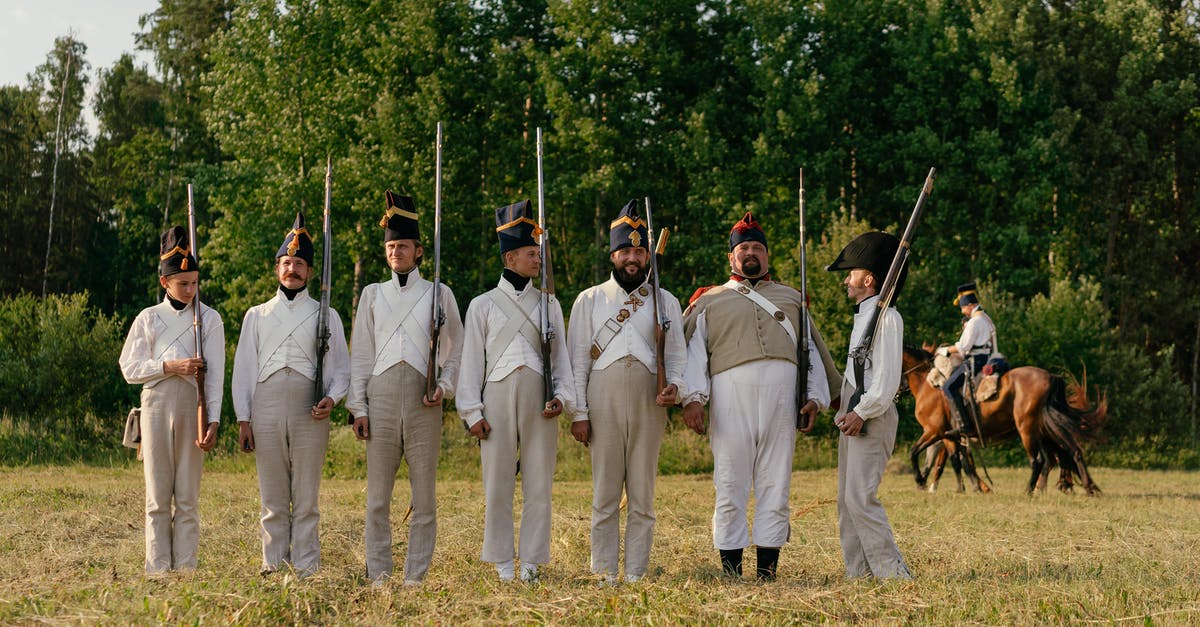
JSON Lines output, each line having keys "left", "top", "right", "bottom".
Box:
{"left": 1, "top": 0, "right": 1196, "bottom": 454}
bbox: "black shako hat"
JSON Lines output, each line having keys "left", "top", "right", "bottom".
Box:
{"left": 495, "top": 200, "right": 540, "bottom": 253}
{"left": 276, "top": 212, "right": 314, "bottom": 265}
{"left": 826, "top": 230, "right": 908, "bottom": 299}
{"left": 729, "top": 212, "right": 767, "bottom": 251}
{"left": 955, "top": 282, "right": 979, "bottom": 306}
{"left": 159, "top": 226, "right": 199, "bottom": 276}
{"left": 609, "top": 199, "right": 649, "bottom": 253}
{"left": 380, "top": 191, "right": 419, "bottom": 242}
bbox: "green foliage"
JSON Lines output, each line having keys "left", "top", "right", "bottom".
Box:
{"left": 0, "top": 293, "right": 134, "bottom": 441}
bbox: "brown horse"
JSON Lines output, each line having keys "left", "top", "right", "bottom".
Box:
{"left": 902, "top": 345, "right": 1107, "bottom": 495}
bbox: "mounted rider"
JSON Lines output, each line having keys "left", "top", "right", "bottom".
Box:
{"left": 937, "top": 282, "right": 997, "bottom": 436}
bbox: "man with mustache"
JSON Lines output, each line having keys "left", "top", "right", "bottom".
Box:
{"left": 346, "top": 192, "right": 465, "bottom": 586}
{"left": 826, "top": 231, "right": 912, "bottom": 580}
{"left": 457, "top": 199, "right": 575, "bottom": 583}
{"left": 681, "top": 213, "right": 836, "bottom": 581}
{"left": 232, "top": 212, "right": 350, "bottom": 578}
{"left": 566, "top": 199, "right": 686, "bottom": 585}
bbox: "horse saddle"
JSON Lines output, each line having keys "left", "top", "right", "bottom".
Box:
{"left": 972, "top": 356, "right": 1010, "bottom": 403}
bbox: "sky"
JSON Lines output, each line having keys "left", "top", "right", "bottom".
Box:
{"left": 2, "top": 1, "right": 159, "bottom": 127}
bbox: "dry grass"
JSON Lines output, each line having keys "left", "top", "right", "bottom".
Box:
{"left": 1, "top": 446, "right": 1199, "bottom": 624}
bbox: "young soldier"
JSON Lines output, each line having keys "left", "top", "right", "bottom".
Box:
{"left": 681, "top": 213, "right": 834, "bottom": 581}
{"left": 232, "top": 212, "right": 350, "bottom": 578}
{"left": 456, "top": 199, "right": 575, "bottom": 582}
{"left": 566, "top": 199, "right": 686, "bottom": 585}
{"left": 826, "top": 231, "right": 912, "bottom": 580}
{"left": 119, "top": 226, "right": 224, "bottom": 574}
{"left": 346, "top": 191, "right": 464, "bottom": 586}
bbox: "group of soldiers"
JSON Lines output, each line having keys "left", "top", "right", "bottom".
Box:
{"left": 118, "top": 191, "right": 918, "bottom": 586}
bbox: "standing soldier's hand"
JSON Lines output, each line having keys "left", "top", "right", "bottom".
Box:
{"left": 571, "top": 419, "right": 591, "bottom": 446}
{"left": 197, "top": 422, "right": 219, "bottom": 452}
{"left": 797, "top": 400, "right": 820, "bottom": 434}
{"left": 353, "top": 415, "right": 370, "bottom": 440}
{"left": 543, "top": 398, "right": 563, "bottom": 419}
{"left": 469, "top": 418, "right": 492, "bottom": 441}
{"left": 239, "top": 422, "right": 255, "bottom": 452}
{"left": 682, "top": 401, "right": 707, "bottom": 435}
{"left": 656, "top": 384, "right": 679, "bottom": 407}
{"left": 422, "top": 386, "right": 444, "bottom": 407}
{"left": 312, "top": 396, "right": 334, "bottom": 420}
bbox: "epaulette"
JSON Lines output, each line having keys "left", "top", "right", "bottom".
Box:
{"left": 689, "top": 285, "right": 717, "bottom": 305}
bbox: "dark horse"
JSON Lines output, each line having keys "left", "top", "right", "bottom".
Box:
{"left": 902, "top": 345, "right": 1107, "bottom": 495}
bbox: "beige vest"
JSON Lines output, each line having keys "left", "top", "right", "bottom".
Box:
{"left": 684, "top": 280, "right": 843, "bottom": 400}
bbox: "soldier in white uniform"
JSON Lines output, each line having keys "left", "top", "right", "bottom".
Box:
{"left": 826, "top": 230, "right": 912, "bottom": 580}
{"left": 938, "top": 282, "right": 997, "bottom": 435}
{"left": 681, "top": 213, "right": 834, "bottom": 581}
{"left": 232, "top": 212, "right": 350, "bottom": 577}
{"left": 566, "top": 199, "right": 686, "bottom": 585}
{"left": 347, "top": 191, "right": 464, "bottom": 586}
{"left": 456, "top": 199, "right": 575, "bottom": 583}
{"left": 119, "top": 226, "right": 224, "bottom": 574}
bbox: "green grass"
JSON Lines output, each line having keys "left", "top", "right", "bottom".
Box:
{"left": 1, "top": 433, "right": 1199, "bottom": 624}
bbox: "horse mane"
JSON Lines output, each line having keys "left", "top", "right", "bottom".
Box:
{"left": 903, "top": 344, "right": 933, "bottom": 362}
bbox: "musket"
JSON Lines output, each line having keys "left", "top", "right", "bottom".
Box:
{"left": 535, "top": 127, "right": 556, "bottom": 404}
{"left": 846, "top": 167, "right": 936, "bottom": 414}
{"left": 314, "top": 156, "right": 333, "bottom": 405}
{"left": 425, "top": 123, "right": 446, "bottom": 403}
{"left": 644, "top": 197, "right": 670, "bottom": 396}
{"left": 186, "top": 184, "right": 207, "bottom": 446}
{"left": 796, "top": 168, "right": 811, "bottom": 429}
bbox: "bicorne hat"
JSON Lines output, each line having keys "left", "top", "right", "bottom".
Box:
{"left": 159, "top": 226, "right": 199, "bottom": 276}
{"left": 826, "top": 230, "right": 908, "bottom": 299}
{"left": 610, "top": 199, "right": 649, "bottom": 253}
{"left": 495, "top": 200, "right": 540, "bottom": 253}
{"left": 380, "top": 191, "right": 419, "bottom": 242}
{"left": 276, "top": 212, "right": 314, "bottom": 265}
{"left": 955, "top": 282, "right": 979, "bottom": 306}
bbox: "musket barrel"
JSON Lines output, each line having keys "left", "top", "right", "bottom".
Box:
{"left": 426, "top": 123, "right": 445, "bottom": 402}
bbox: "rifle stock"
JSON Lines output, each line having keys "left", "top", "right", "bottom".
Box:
{"left": 315, "top": 156, "right": 333, "bottom": 405}
{"left": 536, "top": 127, "right": 555, "bottom": 404}
{"left": 645, "top": 197, "right": 670, "bottom": 396}
{"left": 846, "top": 167, "right": 936, "bottom": 412}
{"left": 426, "top": 123, "right": 446, "bottom": 402}
{"left": 186, "top": 184, "right": 207, "bottom": 446}
{"left": 796, "top": 168, "right": 811, "bottom": 429}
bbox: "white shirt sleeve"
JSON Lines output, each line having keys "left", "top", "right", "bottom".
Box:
{"left": 435, "top": 288, "right": 465, "bottom": 400}
{"left": 119, "top": 309, "right": 167, "bottom": 385}
{"left": 682, "top": 310, "right": 710, "bottom": 406}
{"left": 549, "top": 296, "right": 578, "bottom": 417}
{"left": 345, "top": 286, "right": 377, "bottom": 418}
{"left": 662, "top": 292, "right": 688, "bottom": 394}
{"left": 201, "top": 305, "right": 225, "bottom": 423}
{"left": 854, "top": 309, "right": 902, "bottom": 421}
{"left": 455, "top": 297, "right": 488, "bottom": 427}
{"left": 566, "top": 291, "right": 595, "bottom": 421}
{"left": 322, "top": 308, "right": 351, "bottom": 404}
{"left": 804, "top": 326, "right": 831, "bottom": 410}
{"left": 231, "top": 308, "right": 259, "bottom": 422}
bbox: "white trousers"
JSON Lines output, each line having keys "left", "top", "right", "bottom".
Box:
{"left": 365, "top": 363, "right": 441, "bottom": 582}
{"left": 140, "top": 376, "right": 205, "bottom": 573}
{"left": 480, "top": 367, "right": 558, "bottom": 565}
{"left": 587, "top": 357, "right": 666, "bottom": 578}
{"left": 835, "top": 382, "right": 910, "bottom": 579}
{"left": 708, "top": 360, "right": 797, "bottom": 550}
{"left": 251, "top": 367, "right": 330, "bottom": 575}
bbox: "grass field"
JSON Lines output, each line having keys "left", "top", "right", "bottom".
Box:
{"left": 1, "top": 423, "right": 1199, "bottom": 624}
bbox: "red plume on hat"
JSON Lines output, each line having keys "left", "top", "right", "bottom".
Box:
{"left": 729, "top": 212, "right": 767, "bottom": 250}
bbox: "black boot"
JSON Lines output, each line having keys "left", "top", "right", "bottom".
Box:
{"left": 719, "top": 549, "right": 743, "bottom": 577}
{"left": 756, "top": 547, "right": 779, "bottom": 581}
{"left": 945, "top": 396, "right": 972, "bottom": 438}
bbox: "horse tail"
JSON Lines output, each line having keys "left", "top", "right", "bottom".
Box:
{"left": 1052, "top": 375, "right": 1108, "bottom": 435}
{"left": 1042, "top": 375, "right": 1104, "bottom": 495}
